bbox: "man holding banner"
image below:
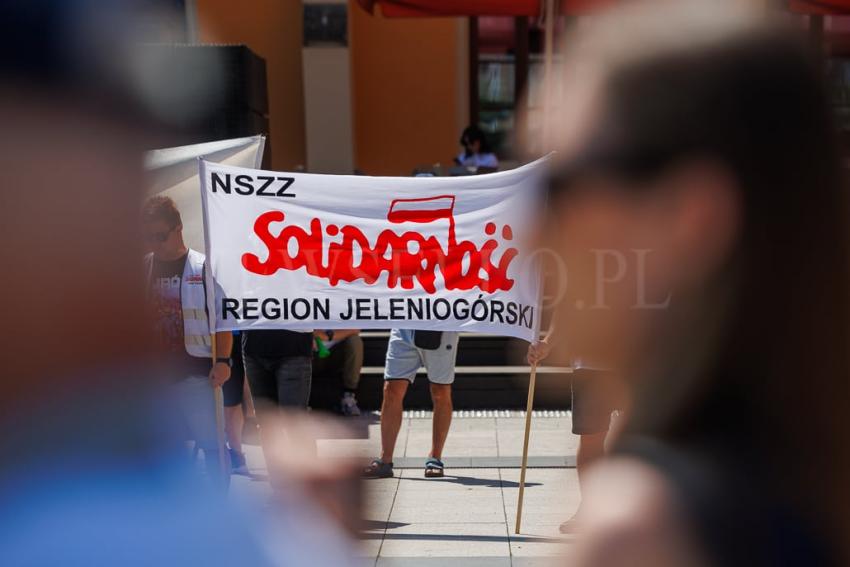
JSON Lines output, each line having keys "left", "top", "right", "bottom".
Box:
{"left": 144, "top": 196, "right": 233, "bottom": 487}
{"left": 364, "top": 329, "right": 459, "bottom": 479}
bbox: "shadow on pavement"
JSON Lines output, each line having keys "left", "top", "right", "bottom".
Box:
{"left": 401, "top": 475, "right": 542, "bottom": 488}
{"left": 361, "top": 532, "right": 570, "bottom": 544}
{"left": 361, "top": 520, "right": 409, "bottom": 532}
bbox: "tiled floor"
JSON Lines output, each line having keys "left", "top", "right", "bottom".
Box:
{"left": 233, "top": 413, "right": 580, "bottom": 567}
{"left": 317, "top": 412, "right": 580, "bottom": 461}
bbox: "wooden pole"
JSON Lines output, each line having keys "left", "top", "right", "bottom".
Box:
{"left": 211, "top": 336, "right": 229, "bottom": 479}
{"left": 516, "top": 0, "right": 555, "bottom": 535}
{"left": 515, "top": 361, "right": 539, "bottom": 534}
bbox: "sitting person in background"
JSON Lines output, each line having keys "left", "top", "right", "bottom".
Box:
{"left": 312, "top": 330, "right": 364, "bottom": 417}
{"left": 455, "top": 125, "right": 498, "bottom": 170}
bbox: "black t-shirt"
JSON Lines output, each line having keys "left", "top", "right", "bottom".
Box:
{"left": 149, "top": 252, "right": 210, "bottom": 377}
{"left": 242, "top": 330, "right": 313, "bottom": 359}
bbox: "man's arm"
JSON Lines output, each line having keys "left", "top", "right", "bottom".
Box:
{"left": 527, "top": 320, "right": 555, "bottom": 365}
{"left": 215, "top": 330, "right": 233, "bottom": 357}
{"left": 210, "top": 331, "right": 232, "bottom": 387}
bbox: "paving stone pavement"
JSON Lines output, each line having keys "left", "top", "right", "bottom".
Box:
{"left": 231, "top": 413, "right": 581, "bottom": 567}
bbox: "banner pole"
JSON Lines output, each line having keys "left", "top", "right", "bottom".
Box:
{"left": 198, "top": 157, "right": 229, "bottom": 481}
{"left": 211, "top": 336, "right": 229, "bottom": 480}
{"left": 516, "top": 0, "right": 555, "bottom": 536}
{"left": 515, "top": 361, "right": 539, "bottom": 534}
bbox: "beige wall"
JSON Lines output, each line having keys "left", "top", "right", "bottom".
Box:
{"left": 195, "top": 1, "right": 468, "bottom": 176}
{"left": 302, "top": 46, "right": 355, "bottom": 173}
{"left": 196, "top": 0, "right": 306, "bottom": 171}
{"left": 350, "top": 3, "right": 467, "bottom": 176}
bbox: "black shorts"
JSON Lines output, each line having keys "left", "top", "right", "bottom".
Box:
{"left": 571, "top": 369, "right": 617, "bottom": 435}
{"left": 222, "top": 344, "right": 245, "bottom": 407}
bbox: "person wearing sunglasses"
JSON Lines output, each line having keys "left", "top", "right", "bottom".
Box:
{"left": 143, "top": 195, "right": 233, "bottom": 488}
{"left": 534, "top": 2, "right": 850, "bottom": 566}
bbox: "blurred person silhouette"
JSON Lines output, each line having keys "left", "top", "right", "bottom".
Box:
{"left": 143, "top": 195, "right": 233, "bottom": 487}
{"left": 527, "top": 332, "right": 623, "bottom": 533}
{"left": 0, "top": 1, "right": 362, "bottom": 565}
{"left": 537, "top": 2, "right": 850, "bottom": 566}
{"left": 0, "top": 7, "right": 266, "bottom": 566}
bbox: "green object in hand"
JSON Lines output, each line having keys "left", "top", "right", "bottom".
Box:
{"left": 315, "top": 337, "right": 330, "bottom": 359}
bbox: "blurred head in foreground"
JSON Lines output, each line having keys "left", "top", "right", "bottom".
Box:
{"left": 539, "top": 1, "right": 850, "bottom": 565}
{"left": 0, "top": 2, "right": 362, "bottom": 565}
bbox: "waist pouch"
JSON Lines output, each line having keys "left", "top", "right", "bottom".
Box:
{"left": 413, "top": 330, "right": 443, "bottom": 350}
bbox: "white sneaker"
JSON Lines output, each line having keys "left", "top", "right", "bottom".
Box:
{"left": 341, "top": 392, "right": 361, "bottom": 416}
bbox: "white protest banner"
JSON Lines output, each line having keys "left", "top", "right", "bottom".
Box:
{"left": 199, "top": 159, "right": 546, "bottom": 342}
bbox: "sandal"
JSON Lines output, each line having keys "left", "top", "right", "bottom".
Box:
{"left": 362, "top": 459, "right": 394, "bottom": 479}
{"left": 424, "top": 457, "right": 445, "bottom": 478}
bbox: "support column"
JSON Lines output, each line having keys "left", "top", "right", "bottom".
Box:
{"left": 302, "top": 0, "right": 355, "bottom": 173}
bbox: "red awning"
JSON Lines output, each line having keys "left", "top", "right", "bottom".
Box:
{"left": 358, "top": 0, "right": 850, "bottom": 17}
{"left": 788, "top": 0, "right": 850, "bottom": 15}
{"left": 355, "top": 0, "right": 608, "bottom": 17}
{"left": 356, "top": 0, "right": 537, "bottom": 16}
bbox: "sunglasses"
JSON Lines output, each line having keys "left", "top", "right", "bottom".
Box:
{"left": 144, "top": 226, "right": 176, "bottom": 243}
{"left": 547, "top": 138, "right": 686, "bottom": 200}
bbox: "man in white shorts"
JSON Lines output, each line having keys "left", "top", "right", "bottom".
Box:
{"left": 363, "top": 329, "right": 459, "bottom": 478}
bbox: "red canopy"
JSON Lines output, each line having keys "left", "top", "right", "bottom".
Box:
{"left": 788, "top": 0, "right": 850, "bottom": 15}
{"left": 355, "top": 0, "right": 608, "bottom": 17}
{"left": 357, "top": 0, "right": 850, "bottom": 17}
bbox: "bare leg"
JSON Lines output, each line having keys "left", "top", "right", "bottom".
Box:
{"left": 224, "top": 404, "right": 244, "bottom": 453}
{"left": 380, "top": 380, "right": 409, "bottom": 463}
{"left": 429, "top": 384, "right": 453, "bottom": 460}
{"left": 576, "top": 431, "right": 607, "bottom": 489}
{"left": 243, "top": 379, "right": 256, "bottom": 419}
{"left": 560, "top": 431, "right": 607, "bottom": 532}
